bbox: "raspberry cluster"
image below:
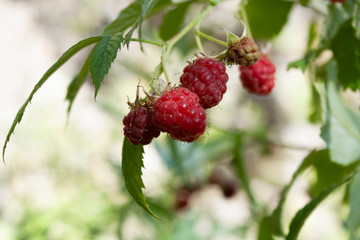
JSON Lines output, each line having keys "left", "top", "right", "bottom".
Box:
{"left": 180, "top": 58, "right": 228, "bottom": 109}
{"left": 239, "top": 54, "right": 276, "bottom": 95}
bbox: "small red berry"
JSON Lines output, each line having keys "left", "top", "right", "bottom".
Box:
{"left": 123, "top": 107, "right": 160, "bottom": 145}
{"left": 239, "top": 55, "right": 276, "bottom": 95}
{"left": 152, "top": 87, "right": 207, "bottom": 142}
{"left": 180, "top": 58, "right": 229, "bottom": 109}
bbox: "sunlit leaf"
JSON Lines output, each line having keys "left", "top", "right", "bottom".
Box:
{"left": 90, "top": 33, "right": 123, "bottom": 98}
{"left": 244, "top": 0, "right": 293, "bottom": 39}
{"left": 286, "top": 175, "right": 353, "bottom": 240}
{"left": 2, "top": 36, "right": 103, "bottom": 163}
{"left": 122, "top": 137, "right": 160, "bottom": 220}
{"left": 321, "top": 61, "right": 360, "bottom": 165}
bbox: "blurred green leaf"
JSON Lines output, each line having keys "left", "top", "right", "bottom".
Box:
{"left": 103, "top": 0, "right": 172, "bottom": 35}
{"left": 287, "top": 51, "right": 317, "bottom": 72}
{"left": 299, "top": 0, "right": 310, "bottom": 6}
{"left": 159, "top": 2, "right": 191, "bottom": 41}
{"left": 2, "top": 36, "right": 103, "bottom": 162}
{"left": 122, "top": 137, "right": 160, "bottom": 220}
{"left": 244, "top": 0, "right": 293, "bottom": 39}
{"left": 321, "top": 61, "right": 360, "bottom": 165}
{"left": 90, "top": 33, "right": 123, "bottom": 98}
{"left": 286, "top": 174, "right": 353, "bottom": 240}
{"left": 269, "top": 150, "right": 325, "bottom": 237}
{"left": 347, "top": 167, "right": 360, "bottom": 240}
{"left": 330, "top": 19, "right": 360, "bottom": 91}
{"left": 308, "top": 84, "right": 323, "bottom": 123}
{"left": 258, "top": 216, "right": 275, "bottom": 240}
{"left": 310, "top": 151, "right": 357, "bottom": 197}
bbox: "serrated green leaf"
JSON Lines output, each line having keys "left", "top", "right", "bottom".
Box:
{"left": 90, "top": 33, "right": 123, "bottom": 98}
{"left": 244, "top": 0, "right": 293, "bottom": 39}
{"left": 159, "top": 2, "right": 191, "bottom": 41}
{"left": 330, "top": 19, "right": 360, "bottom": 90}
{"left": 2, "top": 36, "right": 103, "bottom": 163}
{"left": 347, "top": 167, "right": 360, "bottom": 240}
{"left": 66, "top": 47, "right": 95, "bottom": 113}
{"left": 269, "top": 150, "right": 325, "bottom": 236}
{"left": 286, "top": 174, "right": 353, "bottom": 240}
{"left": 122, "top": 137, "right": 160, "bottom": 220}
{"left": 320, "top": 61, "right": 360, "bottom": 165}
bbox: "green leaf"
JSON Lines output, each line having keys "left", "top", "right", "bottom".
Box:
{"left": 2, "top": 36, "right": 103, "bottom": 163}
{"left": 103, "top": 0, "right": 172, "bottom": 36}
{"left": 287, "top": 51, "right": 317, "bottom": 72}
{"left": 244, "top": 0, "right": 293, "bottom": 39}
{"left": 269, "top": 150, "right": 325, "bottom": 236}
{"left": 286, "top": 174, "right": 353, "bottom": 240}
{"left": 121, "top": 137, "right": 160, "bottom": 220}
{"left": 310, "top": 151, "right": 357, "bottom": 197}
{"left": 66, "top": 47, "right": 95, "bottom": 113}
{"left": 347, "top": 168, "right": 360, "bottom": 240}
{"left": 330, "top": 19, "right": 360, "bottom": 90}
{"left": 258, "top": 216, "right": 275, "bottom": 240}
{"left": 320, "top": 61, "right": 360, "bottom": 165}
{"left": 90, "top": 33, "right": 123, "bottom": 98}
{"left": 159, "top": 2, "right": 191, "bottom": 41}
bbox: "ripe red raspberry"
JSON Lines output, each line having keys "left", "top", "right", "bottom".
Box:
{"left": 152, "top": 88, "right": 207, "bottom": 142}
{"left": 180, "top": 58, "right": 229, "bottom": 109}
{"left": 123, "top": 107, "right": 160, "bottom": 145}
{"left": 239, "top": 55, "right": 276, "bottom": 95}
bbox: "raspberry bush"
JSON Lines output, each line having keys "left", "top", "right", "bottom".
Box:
{"left": 2, "top": 0, "right": 360, "bottom": 239}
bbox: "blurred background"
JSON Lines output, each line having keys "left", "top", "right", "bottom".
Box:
{"left": 0, "top": 0, "right": 352, "bottom": 239}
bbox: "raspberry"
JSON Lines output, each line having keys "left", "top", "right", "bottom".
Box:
{"left": 227, "top": 36, "right": 260, "bottom": 66}
{"left": 180, "top": 58, "right": 229, "bottom": 109}
{"left": 239, "top": 55, "right": 276, "bottom": 95}
{"left": 152, "top": 87, "right": 207, "bottom": 142}
{"left": 123, "top": 106, "right": 160, "bottom": 145}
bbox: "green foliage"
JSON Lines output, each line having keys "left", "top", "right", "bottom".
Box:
{"left": 121, "top": 137, "right": 160, "bottom": 220}
{"left": 90, "top": 33, "right": 123, "bottom": 98}
{"left": 347, "top": 167, "right": 360, "bottom": 240}
{"left": 244, "top": 0, "right": 293, "bottom": 39}
{"left": 159, "top": 2, "right": 191, "bottom": 41}
{"left": 331, "top": 19, "right": 360, "bottom": 90}
{"left": 286, "top": 175, "right": 353, "bottom": 240}
{"left": 321, "top": 61, "right": 360, "bottom": 165}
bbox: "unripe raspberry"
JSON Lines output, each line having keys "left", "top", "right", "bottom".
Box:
{"left": 227, "top": 36, "right": 260, "bottom": 67}
{"left": 123, "top": 107, "right": 160, "bottom": 145}
{"left": 152, "top": 87, "right": 207, "bottom": 142}
{"left": 239, "top": 55, "right": 276, "bottom": 95}
{"left": 180, "top": 58, "right": 229, "bottom": 109}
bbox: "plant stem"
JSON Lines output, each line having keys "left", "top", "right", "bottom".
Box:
{"left": 130, "top": 38, "right": 163, "bottom": 47}
{"left": 195, "top": 30, "right": 228, "bottom": 47}
{"left": 239, "top": 0, "right": 253, "bottom": 38}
